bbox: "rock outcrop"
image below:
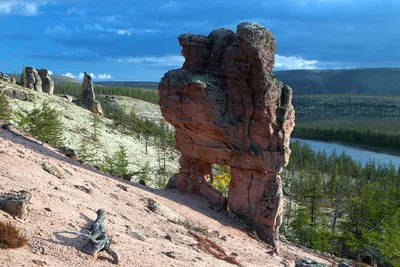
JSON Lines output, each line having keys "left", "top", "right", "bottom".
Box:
{"left": 159, "top": 22, "right": 295, "bottom": 251}
{"left": 24, "top": 67, "right": 42, "bottom": 92}
{"left": 82, "top": 72, "right": 95, "bottom": 102}
{"left": 38, "top": 69, "right": 55, "bottom": 95}
{"left": 0, "top": 72, "right": 13, "bottom": 83}
{"left": 79, "top": 72, "right": 102, "bottom": 116}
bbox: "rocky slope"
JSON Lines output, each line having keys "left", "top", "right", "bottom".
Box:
{"left": 0, "top": 124, "right": 339, "bottom": 267}
{"left": 0, "top": 80, "right": 179, "bottom": 186}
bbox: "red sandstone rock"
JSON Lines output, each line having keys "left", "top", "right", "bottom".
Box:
{"left": 159, "top": 22, "right": 295, "bottom": 252}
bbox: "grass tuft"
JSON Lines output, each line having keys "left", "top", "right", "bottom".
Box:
{"left": 0, "top": 221, "right": 28, "bottom": 249}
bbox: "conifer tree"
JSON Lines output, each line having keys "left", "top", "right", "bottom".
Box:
{"left": 15, "top": 102, "right": 64, "bottom": 147}
{"left": 114, "top": 144, "right": 129, "bottom": 175}
{"left": 21, "top": 65, "right": 26, "bottom": 87}
{"left": 140, "top": 161, "right": 151, "bottom": 184}
{"left": 91, "top": 113, "right": 101, "bottom": 142}
{"left": 0, "top": 94, "right": 11, "bottom": 122}
{"left": 78, "top": 138, "right": 96, "bottom": 163}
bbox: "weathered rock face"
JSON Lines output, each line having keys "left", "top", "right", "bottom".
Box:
{"left": 159, "top": 22, "right": 295, "bottom": 251}
{"left": 82, "top": 72, "right": 95, "bottom": 102}
{"left": 38, "top": 69, "right": 55, "bottom": 95}
{"left": 24, "top": 67, "right": 42, "bottom": 92}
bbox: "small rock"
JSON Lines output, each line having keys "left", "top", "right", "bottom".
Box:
{"left": 147, "top": 198, "right": 185, "bottom": 223}
{"left": 163, "top": 251, "right": 176, "bottom": 259}
{"left": 165, "top": 234, "right": 174, "bottom": 242}
{"left": 59, "top": 146, "right": 79, "bottom": 160}
{"left": 295, "top": 259, "right": 326, "bottom": 267}
{"left": 128, "top": 231, "right": 146, "bottom": 241}
{"left": 231, "top": 252, "right": 239, "bottom": 257}
{"left": 42, "top": 163, "right": 64, "bottom": 179}
{"left": 44, "top": 207, "right": 52, "bottom": 212}
{"left": 121, "top": 174, "right": 131, "bottom": 181}
{"left": 38, "top": 247, "right": 47, "bottom": 255}
{"left": 117, "top": 184, "right": 128, "bottom": 191}
{"left": 73, "top": 185, "right": 92, "bottom": 194}
{"left": 139, "top": 179, "right": 146, "bottom": 186}
{"left": 32, "top": 259, "right": 47, "bottom": 266}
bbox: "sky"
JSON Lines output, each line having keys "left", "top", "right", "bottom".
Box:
{"left": 1, "top": 0, "right": 399, "bottom": 81}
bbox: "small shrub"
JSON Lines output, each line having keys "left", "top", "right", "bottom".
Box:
{"left": 0, "top": 221, "right": 28, "bottom": 249}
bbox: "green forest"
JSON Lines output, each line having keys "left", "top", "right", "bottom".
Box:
{"left": 282, "top": 141, "right": 400, "bottom": 266}
{"left": 292, "top": 95, "right": 400, "bottom": 152}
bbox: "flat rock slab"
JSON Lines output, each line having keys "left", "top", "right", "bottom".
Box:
{"left": 295, "top": 259, "right": 327, "bottom": 267}
{"left": 0, "top": 190, "right": 31, "bottom": 220}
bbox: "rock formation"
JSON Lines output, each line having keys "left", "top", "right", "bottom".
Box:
{"left": 159, "top": 22, "right": 295, "bottom": 251}
{"left": 82, "top": 72, "right": 95, "bottom": 102}
{"left": 78, "top": 72, "right": 103, "bottom": 116}
{"left": 38, "top": 69, "right": 55, "bottom": 95}
{"left": 24, "top": 67, "right": 42, "bottom": 92}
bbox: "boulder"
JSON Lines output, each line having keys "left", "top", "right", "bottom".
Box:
{"left": 0, "top": 190, "right": 31, "bottom": 220}
{"left": 38, "top": 69, "right": 54, "bottom": 95}
{"left": 24, "top": 67, "right": 42, "bottom": 92}
{"left": 90, "top": 100, "right": 103, "bottom": 116}
{"left": 159, "top": 22, "right": 295, "bottom": 252}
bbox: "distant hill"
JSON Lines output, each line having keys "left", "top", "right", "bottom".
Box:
{"left": 274, "top": 68, "right": 400, "bottom": 96}
{"left": 96, "top": 81, "right": 158, "bottom": 90}
{"left": 51, "top": 74, "right": 80, "bottom": 84}
{"left": 11, "top": 68, "right": 400, "bottom": 95}
{"left": 95, "top": 68, "right": 400, "bottom": 95}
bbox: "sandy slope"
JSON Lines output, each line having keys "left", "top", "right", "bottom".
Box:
{"left": 0, "top": 127, "right": 336, "bottom": 267}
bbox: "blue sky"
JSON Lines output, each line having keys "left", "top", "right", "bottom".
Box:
{"left": 1, "top": 0, "right": 399, "bottom": 81}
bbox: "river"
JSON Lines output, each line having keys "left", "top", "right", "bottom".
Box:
{"left": 291, "top": 138, "right": 400, "bottom": 168}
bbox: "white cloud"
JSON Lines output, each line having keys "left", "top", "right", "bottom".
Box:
{"left": 48, "top": 70, "right": 53, "bottom": 75}
{"left": 97, "top": 74, "right": 112, "bottom": 79}
{"left": 275, "top": 54, "right": 318, "bottom": 70}
{"left": 117, "top": 55, "right": 185, "bottom": 67}
{"left": 62, "top": 72, "right": 112, "bottom": 80}
{"left": 62, "top": 72, "right": 76, "bottom": 79}
{"left": 66, "top": 7, "right": 86, "bottom": 17}
{"left": 0, "top": 1, "right": 48, "bottom": 16}
{"left": 117, "top": 29, "right": 133, "bottom": 36}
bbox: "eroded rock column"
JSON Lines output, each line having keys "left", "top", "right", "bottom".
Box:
{"left": 159, "top": 22, "right": 295, "bottom": 252}
{"left": 229, "top": 169, "right": 283, "bottom": 251}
